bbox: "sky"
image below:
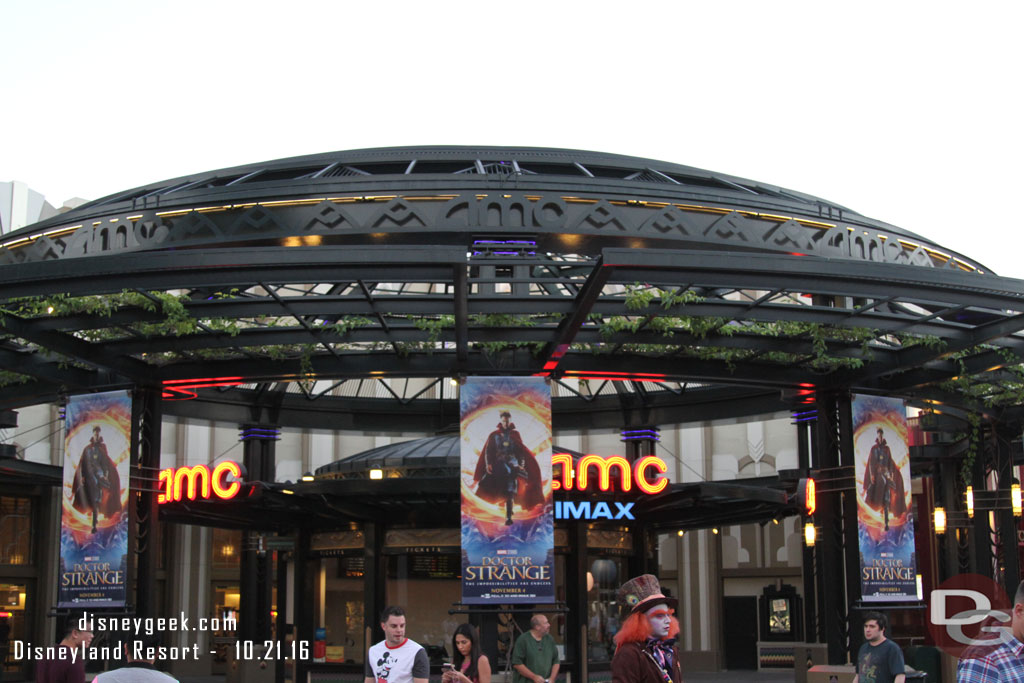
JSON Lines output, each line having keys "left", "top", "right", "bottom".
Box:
{"left": 4, "top": 1, "right": 1023, "bottom": 277}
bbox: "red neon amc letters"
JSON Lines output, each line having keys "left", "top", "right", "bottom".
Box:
{"left": 158, "top": 461, "right": 243, "bottom": 504}
{"left": 552, "top": 454, "right": 668, "bottom": 494}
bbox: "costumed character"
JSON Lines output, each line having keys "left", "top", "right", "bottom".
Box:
{"left": 473, "top": 410, "right": 544, "bottom": 525}
{"left": 71, "top": 426, "right": 122, "bottom": 533}
{"left": 611, "top": 574, "right": 682, "bottom": 683}
{"left": 862, "top": 427, "right": 907, "bottom": 530}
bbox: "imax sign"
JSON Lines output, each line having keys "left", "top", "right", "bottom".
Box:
{"left": 554, "top": 500, "right": 635, "bottom": 520}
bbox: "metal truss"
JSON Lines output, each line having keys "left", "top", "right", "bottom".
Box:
{"left": 1, "top": 147, "right": 1023, "bottom": 430}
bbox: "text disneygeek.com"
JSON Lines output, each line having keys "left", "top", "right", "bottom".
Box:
{"left": 11, "top": 611, "right": 311, "bottom": 663}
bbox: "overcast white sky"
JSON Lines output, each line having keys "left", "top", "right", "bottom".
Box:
{"left": 4, "top": 1, "right": 1022, "bottom": 277}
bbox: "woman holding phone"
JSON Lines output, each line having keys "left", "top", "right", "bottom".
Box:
{"left": 443, "top": 623, "right": 491, "bottom": 683}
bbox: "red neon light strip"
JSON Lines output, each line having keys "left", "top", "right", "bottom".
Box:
{"left": 163, "top": 376, "right": 244, "bottom": 385}
{"left": 566, "top": 371, "right": 667, "bottom": 380}
{"left": 168, "top": 381, "right": 244, "bottom": 389}
{"left": 161, "top": 387, "right": 198, "bottom": 400}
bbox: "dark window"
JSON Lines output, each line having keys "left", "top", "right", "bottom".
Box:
{"left": 0, "top": 496, "right": 32, "bottom": 565}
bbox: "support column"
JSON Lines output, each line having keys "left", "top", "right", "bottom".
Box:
{"left": 132, "top": 387, "right": 162, "bottom": 620}
{"left": 239, "top": 425, "right": 279, "bottom": 642}
{"left": 294, "top": 528, "right": 313, "bottom": 683}
{"left": 622, "top": 427, "right": 659, "bottom": 576}
{"left": 811, "top": 392, "right": 848, "bottom": 664}
{"left": 838, "top": 395, "right": 861, "bottom": 664}
{"left": 969, "top": 423, "right": 992, "bottom": 577}
{"left": 797, "top": 420, "right": 817, "bottom": 643}
{"left": 363, "top": 521, "right": 386, "bottom": 643}
{"left": 937, "top": 459, "right": 961, "bottom": 581}
{"left": 274, "top": 548, "right": 289, "bottom": 683}
{"left": 567, "top": 521, "right": 589, "bottom": 683}
{"left": 996, "top": 426, "right": 1020, "bottom": 598}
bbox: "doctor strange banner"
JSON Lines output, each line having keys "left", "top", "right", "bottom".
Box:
{"left": 853, "top": 393, "right": 917, "bottom": 602}
{"left": 59, "top": 390, "right": 132, "bottom": 608}
{"left": 461, "top": 377, "right": 554, "bottom": 604}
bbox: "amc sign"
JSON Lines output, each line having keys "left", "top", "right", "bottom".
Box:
{"left": 552, "top": 453, "right": 668, "bottom": 494}
{"left": 157, "top": 461, "right": 245, "bottom": 504}
{"left": 552, "top": 453, "right": 669, "bottom": 521}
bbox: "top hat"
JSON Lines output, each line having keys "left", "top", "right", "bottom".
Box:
{"left": 499, "top": 410, "right": 511, "bottom": 418}
{"left": 616, "top": 574, "right": 677, "bottom": 614}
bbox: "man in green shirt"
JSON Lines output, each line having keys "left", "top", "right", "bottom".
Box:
{"left": 512, "top": 614, "right": 560, "bottom": 683}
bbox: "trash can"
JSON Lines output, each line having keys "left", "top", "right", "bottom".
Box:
{"left": 794, "top": 644, "right": 831, "bottom": 683}
{"left": 909, "top": 645, "right": 941, "bottom": 683}
{"left": 807, "top": 664, "right": 856, "bottom": 683}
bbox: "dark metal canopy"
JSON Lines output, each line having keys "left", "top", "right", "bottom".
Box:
{"left": 2, "top": 146, "right": 1023, "bottom": 431}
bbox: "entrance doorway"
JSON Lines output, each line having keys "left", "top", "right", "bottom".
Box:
{"left": 722, "top": 596, "right": 758, "bottom": 670}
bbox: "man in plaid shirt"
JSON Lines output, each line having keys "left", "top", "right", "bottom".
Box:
{"left": 958, "top": 581, "right": 1024, "bottom": 683}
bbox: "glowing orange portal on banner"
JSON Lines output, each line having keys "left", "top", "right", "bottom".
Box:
{"left": 552, "top": 454, "right": 668, "bottom": 494}
{"left": 158, "top": 461, "right": 243, "bottom": 504}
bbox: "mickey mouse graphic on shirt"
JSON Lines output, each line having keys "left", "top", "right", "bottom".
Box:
{"left": 376, "top": 651, "right": 393, "bottom": 683}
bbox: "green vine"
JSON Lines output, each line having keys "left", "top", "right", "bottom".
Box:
{"left": 960, "top": 412, "right": 982, "bottom": 488}
{"left": 0, "top": 370, "right": 32, "bottom": 388}
{"left": 411, "top": 315, "right": 455, "bottom": 344}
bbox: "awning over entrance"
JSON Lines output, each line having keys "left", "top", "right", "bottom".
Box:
{"left": 158, "top": 473, "right": 803, "bottom": 532}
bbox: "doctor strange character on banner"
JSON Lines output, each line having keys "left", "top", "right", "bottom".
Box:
{"left": 473, "top": 410, "right": 544, "bottom": 525}
{"left": 862, "top": 427, "right": 907, "bottom": 531}
{"left": 72, "top": 425, "right": 122, "bottom": 533}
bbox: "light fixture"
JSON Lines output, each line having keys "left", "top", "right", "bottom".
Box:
{"left": 1013, "top": 484, "right": 1022, "bottom": 517}
{"left": 677, "top": 530, "right": 684, "bottom": 537}
{"left": 712, "top": 527, "right": 719, "bottom": 535}
{"left": 46, "top": 306, "right": 54, "bottom": 314}
{"left": 449, "top": 377, "right": 459, "bottom": 386}
{"left": 934, "top": 507, "right": 947, "bottom": 534}
{"left": 301, "top": 472, "right": 314, "bottom": 482}
{"left": 772, "top": 518, "right": 780, "bottom": 525}
{"left": 803, "top": 478, "right": 816, "bottom": 516}
{"left": 281, "top": 489, "right": 294, "bottom": 495}
{"left": 966, "top": 486, "right": 974, "bottom": 519}
{"left": 804, "top": 522, "right": 816, "bottom": 547}
{"left": 369, "top": 468, "right": 384, "bottom": 480}
{"left": 916, "top": 574, "right": 924, "bottom": 601}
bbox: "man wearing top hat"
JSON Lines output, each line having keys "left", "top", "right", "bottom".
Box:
{"left": 611, "top": 574, "right": 682, "bottom": 683}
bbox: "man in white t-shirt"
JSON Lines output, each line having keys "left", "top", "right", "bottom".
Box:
{"left": 365, "top": 606, "right": 429, "bottom": 683}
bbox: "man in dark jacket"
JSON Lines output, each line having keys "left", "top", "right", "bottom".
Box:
{"left": 71, "top": 425, "right": 122, "bottom": 533}
{"left": 473, "top": 410, "right": 543, "bottom": 525}
{"left": 863, "top": 427, "right": 906, "bottom": 531}
{"left": 611, "top": 575, "right": 682, "bottom": 683}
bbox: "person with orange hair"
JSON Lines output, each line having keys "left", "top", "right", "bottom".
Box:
{"left": 611, "top": 575, "right": 682, "bottom": 683}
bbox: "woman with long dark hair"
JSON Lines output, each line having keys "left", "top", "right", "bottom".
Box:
{"left": 443, "top": 623, "right": 491, "bottom": 683}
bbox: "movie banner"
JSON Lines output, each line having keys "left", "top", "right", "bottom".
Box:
{"left": 461, "top": 377, "right": 554, "bottom": 603}
{"left": 853, "top": 393, "right": 917, "bottom": 602}
{"left": 58, "top": 390, "right": 132, "bottom": 608}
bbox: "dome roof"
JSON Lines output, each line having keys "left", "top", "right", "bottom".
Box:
{"left": 8, "top": 145, "right": 973, "bottom": 269}
{"left": 316, "top": 433, "right": 583, "bottom": 477}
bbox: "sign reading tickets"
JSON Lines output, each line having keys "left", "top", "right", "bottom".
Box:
{"left": 853, "top": 393, "right": 917, "bottom": 602}
{"left": 59, "top": 390, "right": 132, "bottom": 608}
{"left": 460, "top": 377, "right": 553, "bottom": 603}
